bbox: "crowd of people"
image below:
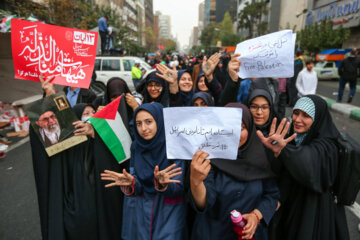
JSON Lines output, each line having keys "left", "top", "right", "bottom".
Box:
{"left": 31, "top": 50, "right": 353, "bottom": 240}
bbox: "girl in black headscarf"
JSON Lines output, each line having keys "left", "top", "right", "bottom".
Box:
{"left": 247, "top": 88, "right": 278, "bottom": 137}
{"left": 258, "top": 95, "right": 349, "bottom": 240}
{"left": 191, "top": 92, "right": 214, "bottom": 107}
{"left": 92, "top": 77, "right": 131, "bottom": 110}
{"left": 189, "top": 103, "right": 280, "bottom": 240}
{"left": 195, "top": 73, "right": 222, "bottom": 105}
{"left": 141, "top": 71, "right": 170, "bottom": 107}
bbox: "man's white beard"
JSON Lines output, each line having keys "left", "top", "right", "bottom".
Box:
{"left": 40, "top": 125, "right": 61, "bottom": 144}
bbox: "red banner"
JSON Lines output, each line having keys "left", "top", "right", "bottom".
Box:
{"left": 11, "top": 19, "right": 98, "bottom": 89}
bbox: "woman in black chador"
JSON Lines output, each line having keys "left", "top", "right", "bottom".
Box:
{"left": 259, "top": 95, "right": 349, "bottom": 240}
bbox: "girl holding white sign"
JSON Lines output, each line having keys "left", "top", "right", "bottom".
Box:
{"left": 189, "top": 103, "right": 283, "bottom": 240}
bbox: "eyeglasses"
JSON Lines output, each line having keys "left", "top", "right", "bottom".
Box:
{"left": 147, "top": 83, "right": 162, "bottom": 90}
{"left": 250, "top": 104, "right": 270, "bottom": 112}
{"left": 40, "top": 114, "right": 56, "bottom": 122}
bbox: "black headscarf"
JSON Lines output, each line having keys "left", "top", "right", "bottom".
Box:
{"left": 191, "top": 92, "right": 214, "bottom": 106}
{"left": 290, "top": 95, "right": 340, "bottom": 146}
{"left": 194, "top": 73, "right": 210, "bottom": 93}
{"left": 73, "top": 103, "right": 95, "bottom": 120}
{"left": 177, "top": 70, "right": 194, "bottom": 106}
{"left": 247, "top": 88, "right": 277, "bottom": 137}
{"left": 211, "top": 103, "right": 275, "bottom": 181}
{"left": 142, "top": 71, "right": 170, "bottom": 107}
{"left": 106, "top": 78, "right": 131, "bottom": 103}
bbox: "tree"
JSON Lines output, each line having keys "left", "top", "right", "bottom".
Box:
{"left": 158, "top": 38, "right": 177, "bottom": 53}
{"left": 299, "top": 20, "right": 350, "bottom": 55}
{"left": 219, "top": 12, "right": 241, "bottom": 46}
{"left": 200, "top": 22, "right": 221, "bottom": 49}
{"left": 238, "top": 1, "right": 268, "bottom": 38}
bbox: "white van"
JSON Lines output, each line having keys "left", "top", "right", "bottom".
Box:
{"left": 93, "top": 56, "right": 152, "bottom": 92}
{"left": 313, "top": 61, "right": 340, "bottom": 80}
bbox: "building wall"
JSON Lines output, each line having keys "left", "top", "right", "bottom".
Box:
{"left": 306, "top": 0, "right": 360, "bottom": 48}
{"left": 145, "top": 0, "right": 154, "bottom": 29}
{"left": 214, "top": 0, "right": 237, "bottom": 23}
{"left": 278, "top": 0, "right": 309, "bottom": 31}
{"left": 199, "top": 1, "right": 205, "bottom": 30}
{"left": 158, "top": 14, "right": 171, "bottom": 39}
{"left": 205, "top": 0, "right": 211, "bottom": 26}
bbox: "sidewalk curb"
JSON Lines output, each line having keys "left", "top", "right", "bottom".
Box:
{"left": 319, "top": 95, "right": 360, "bottom": 121}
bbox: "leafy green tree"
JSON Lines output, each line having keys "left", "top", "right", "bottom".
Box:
{"left": 299, "top": 20, "right": 350, "bottom": 55}
{"left": 200, "top": 22, "right": 221, "bottom": 48}
{"left": 159, "top": 38, "right": 177, "bottom": 53}
{"left": 238, "top": 0, "right": 268, "bottom": 38}
{"left": 219, "top": 12, "right": 241, "bottom": 46}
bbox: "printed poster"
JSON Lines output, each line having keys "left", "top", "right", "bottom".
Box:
{"left": 11, "top": 19, "right": 98, "bottom": 89}
{"left": 24, "top": 92, "right": 87, "bottom": 157}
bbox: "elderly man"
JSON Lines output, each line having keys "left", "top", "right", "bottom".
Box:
{"left": 35, "top": 111, "right": 70, "bottom": 147}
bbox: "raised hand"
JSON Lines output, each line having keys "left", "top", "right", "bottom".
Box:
{"left": 100, "top": 169, "right": 134, "bottom": 188}
{"left": 202, "top": 53, "right": 221, "bottom": 81}
{"left": 227, "top": 53, "right": 241, "bottom": 82}
{"left": 73, "top": 121, "right": 95, "bottom": 138}
{"left": 125, "top": 93, "right": 139, "bottom": 111}
{"left": 154, "top": 163, "right": 182, "bottom": 190}
{"left": 39, "top": 73, "right": 55, "bottom": 96}
{"left": 190, "top": 151, "right": 211, "bottom": 186}
{"left": 156, "top": 63, "right": 178, "bottom": 84}
{"left": 257, "top": 118, "right": 297, "bottom": 157}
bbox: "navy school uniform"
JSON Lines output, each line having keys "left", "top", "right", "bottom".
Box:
{"left": 190, "top": 168, "right": 279, "bottom": 240}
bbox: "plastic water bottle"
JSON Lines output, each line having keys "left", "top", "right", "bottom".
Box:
{"left": 230, "top": 210, "right": 254, "bottom": 240}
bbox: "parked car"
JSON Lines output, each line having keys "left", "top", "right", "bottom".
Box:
{"left": 313, "top": 61, "right": 340, "bottom": 80}
{"left": 93, "top": 56, "right": 152, "bottom": 92}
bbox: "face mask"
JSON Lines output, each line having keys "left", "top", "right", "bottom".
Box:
{"left": 82, "top": 116, "right": 91, "bottom": 122}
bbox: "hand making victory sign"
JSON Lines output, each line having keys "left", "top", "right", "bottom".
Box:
{"left": 257, "top": 118, "right": 297, "bottom": 157}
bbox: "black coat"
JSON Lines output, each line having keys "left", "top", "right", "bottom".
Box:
{"left": 338, "top": 56, "right": 359, "bottom": 80}
{"left": 269, "top": 95, "right": 349, "bottom": 240}
{"left": 30, "top": 127, "right": 128, "bottom": 240}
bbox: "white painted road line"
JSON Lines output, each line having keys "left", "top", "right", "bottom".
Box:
{"left": 346, "top": 202, "right": 360, "bottom": 219}
{"left": 5, "top": 136, "right": 29, "bottom": 153}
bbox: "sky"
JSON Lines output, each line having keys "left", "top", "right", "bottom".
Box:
{"left": 153, "top": 0, "right": 204, "bottom": 50}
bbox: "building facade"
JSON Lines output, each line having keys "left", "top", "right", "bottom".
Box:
{"left": 156, "top": 12, "right": 171, "bottom": 40}
{"left": 305, "top": 0, "right": 360, "bottom": 48}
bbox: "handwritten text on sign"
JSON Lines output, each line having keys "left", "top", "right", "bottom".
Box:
{"left": 164, "top": 107, "right": 242, "bottom": 160}
{"left": 235, "top": 30, "right": 296, "bottom": 78}
{"left": 11, "top": 19, "right": 98, "bottom": 88}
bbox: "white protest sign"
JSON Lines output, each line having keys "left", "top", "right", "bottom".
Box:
{"left": 235, "top": 30, "right": 296, "bottom": 78}
{"left": 163, "top": 107, "right": 242, "bottom": 160}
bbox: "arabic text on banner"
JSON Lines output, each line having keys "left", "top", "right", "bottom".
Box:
{"left": 235, "top": 30, "right": 296, "bottom": 79}
{"left": 11, "top": 19, "right": 98, "bottom": 89}
{"left": 163, "top": 107, "right": 242, "bottom": 160}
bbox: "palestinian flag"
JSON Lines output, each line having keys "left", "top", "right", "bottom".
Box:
{"left": 89, "top": 95, "right": 132, "bottom": 163}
